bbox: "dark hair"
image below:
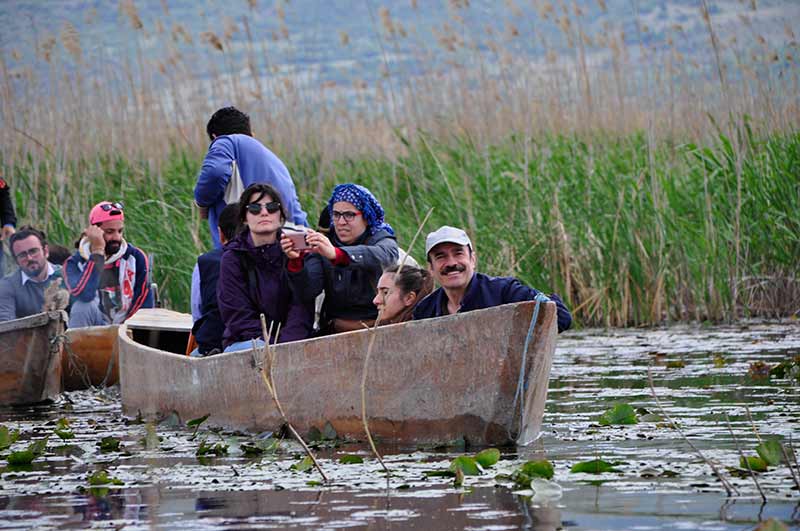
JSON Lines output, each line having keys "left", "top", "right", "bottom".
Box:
{"left": 383, "top": 263, "right": 434, "bottom": 299}
{"left": 47, "top": 243, "right": 72, "bottom": 265}
{"left": 206, "top": 106, "right": 251, "bottom": 140}
{"left": 9, "top": 225, "right": 47, "bottom": 254}
{"left": 238, "top": 183, "right": 286, "bottom": 225}
{"left": 218, "top": 203, "right": 240, "bottom": 242}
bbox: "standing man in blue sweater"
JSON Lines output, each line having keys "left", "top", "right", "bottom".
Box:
{"left": 412, "top": 226, "right": 573, "bottom": 333}
{"left": 194, "top": 106, "right": 308, "bottom": 248}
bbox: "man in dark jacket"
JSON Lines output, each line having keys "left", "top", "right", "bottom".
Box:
{"left": 0, "top": 175, "right": 17, "bottom": 275}
{"left": 0, "top": 227, "right": 62, "bottom": 322}
{"left": 413, "top": 225, "right": 572, "bottom": 333}
{"left": 63, "top": 201, "right": 153, "bottom": 327}
{"left": 190, "top": 203, "right": 239, "bottom": 356}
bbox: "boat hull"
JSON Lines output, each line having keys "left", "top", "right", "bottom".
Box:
{"left": 62, "top": 325, "right": 120, "bottom": 391}
{"left": 0, "top": 311, "right": 66, "bottom": 406}
{"left": 119, "top": 301, "right": 556, "bottom": 446}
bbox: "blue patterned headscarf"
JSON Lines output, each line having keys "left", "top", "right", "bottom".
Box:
{"left": 327, "top": 183, "right": 395, "bottom": 237}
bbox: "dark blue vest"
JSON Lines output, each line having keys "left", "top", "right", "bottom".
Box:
{"left": 192, "top": 247, "right": 224, "bottom": 354}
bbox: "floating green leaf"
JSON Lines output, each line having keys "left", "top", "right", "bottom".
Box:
{"left": 756, "top": 440, "right": 785, "bottom": 466}
{"left": 196, "top": 440, "right": 228, "bottom": 457}
{"left": 339, "top": 454, "right": 364, "bottom": 465}
{"left": 570, "top": 459, "right": 618, "bottom": 474}
{"left": 98, "top": 436, "right": 121, "bottom": 452}
{"left": 187, "top": 414, "right": 210, "bottom": 427}
{"left": 6, "top": 450, "right": 36, "bottom": 466}
{"left": 598, "top": 404, "right": 638, "bottom": 426}
{"left": 241, "top": 438, "right": 279, "bottom": 456}
{"left": 0, "top": 426, "right": 20, "bottom": 451}
{"left": 666, "top": 360, "right": 686, "bottom": 369}
{"left": 475, "top": 448, "right": 500, "bottom": 468}
{"left": 739, "top": 455, "right": 768, "bottom": 472}
{"left": 54, "top": 418, "right": 74, "bottom": 440}
{"left": 291, "top": 455, "right": 314, "bottom": 472}
{"left": 449, "top": 456, "right": 481, "bottom": 476}
{"left": 88, "top": 470, "right": 124, "bottom": 486}
{"left": 519, "top": 460, "right": 555, "bottom": 480}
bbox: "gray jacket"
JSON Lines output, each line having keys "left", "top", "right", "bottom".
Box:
{"left": 0, "top": 266, "right": 62, "bottom": 322}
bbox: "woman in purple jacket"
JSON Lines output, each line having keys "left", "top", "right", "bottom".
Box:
{"left": 217, "top": 183, "right": 314, "bottom": 352}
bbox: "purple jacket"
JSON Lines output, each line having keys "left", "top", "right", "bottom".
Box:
{"left": 217, "top": 230, "right": 313, "bottom": 347}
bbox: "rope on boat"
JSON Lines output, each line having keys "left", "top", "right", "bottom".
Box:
{"left": 511, "top": 292, "right": 550, "bottom": 439}
{"left": 52, "top": 332, "right": 94, "bottom": 390}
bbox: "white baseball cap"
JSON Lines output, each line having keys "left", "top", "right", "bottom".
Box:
{"left": 425, "top": 225, "right": 473, "bottom": 256}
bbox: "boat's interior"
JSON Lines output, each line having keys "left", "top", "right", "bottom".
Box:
{"left": 130, "top": 327, "right": 190, "bottom": 355}
{"left": 126, "top": 309, "right": 194, "bottom": 355}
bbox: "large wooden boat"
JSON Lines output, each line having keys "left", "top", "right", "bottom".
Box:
{"left": 62, "top": 325, "right": 120, "bottom": 391}
{"left": 0, "top": 311, "right": 66, "bottom": 406}
{"left": 118, "top": 301, "right": 557, "bottom": 446}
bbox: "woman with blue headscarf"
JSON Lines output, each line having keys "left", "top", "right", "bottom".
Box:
{"left": 281, "top": 183, "right": 399, "bottom": 334}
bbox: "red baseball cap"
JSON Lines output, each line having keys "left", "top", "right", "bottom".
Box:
{"left": 89, "top": 201, "right": 125, "bottom": 225}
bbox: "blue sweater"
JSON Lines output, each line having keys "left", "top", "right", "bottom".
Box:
{"left": 194, "top": 134, "right": 308, "bottom": 248}
{"left": 412, "top": 272, "right": 572, "bottom": 333}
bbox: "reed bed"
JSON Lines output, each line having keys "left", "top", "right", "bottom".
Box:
{"left": 1, "top": 0, "right": 798, "bottom": 325}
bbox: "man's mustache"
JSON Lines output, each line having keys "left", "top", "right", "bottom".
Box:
{"left": 440, "top": 264, "right": 466, "bottom": 275}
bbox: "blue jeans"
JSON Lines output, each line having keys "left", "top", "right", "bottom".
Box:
{"left": 223, "top": 338, "right": 265, "bottom": 353}
{"left": 69, "top": 297, "right": 110, "bottom": 328}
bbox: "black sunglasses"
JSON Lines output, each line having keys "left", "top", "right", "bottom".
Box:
{"left": 100, "top": 201, "right": 124, "bottom": 212}
{"left": 246, "top": 201, "right": 281, "bottom": 215}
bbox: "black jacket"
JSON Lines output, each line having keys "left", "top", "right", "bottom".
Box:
{"left": 0, "top": 178, "right": 16, "bottom": 228}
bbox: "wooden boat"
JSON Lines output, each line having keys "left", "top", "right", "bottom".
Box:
{"left": 0, "top": 311, "right": 66, "bottom": 406}
{"left": 118, "top": 301, "right": 557, "bottom": 446}
{"left": 62, "top": 325, "right": 120, "bottom": 391}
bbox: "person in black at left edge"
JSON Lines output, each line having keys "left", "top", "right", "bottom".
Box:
{"left": 0, "top": 174, "right": 17, "bottom": 275}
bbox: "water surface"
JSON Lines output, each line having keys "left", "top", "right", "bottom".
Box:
{"left": 1, "top": 321, "right": 798, "bottom": 530}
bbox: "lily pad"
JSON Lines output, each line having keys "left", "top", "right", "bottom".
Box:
{"left": 6, "top": 438, "right": 47, "bottom": 466}
{"left": 0, "top": 426, "right": 20, "bottom": 451}
{"left": 187, "top": 414, "right": 210, "bottom": 440}
{"left": 98, "top": 436, "right": 121, "bottom": 452}
{"left": 666, "top": 360, "right": 686, "bottom": 369}
{"left": 475, "top": 448, "right": 500, "bottom": 468}
{"left": 88, "top": 470, "right": 124, "bottom": 486}
{"left": 290, "top": 455, "right": 314, "bottom": 472}
{"left": 570, "top": 459, "right": 618, "bottom": 474}
{"left": 54, "top": 418, "right": 74, "bottom": 440}
{"left": 756, "top": 440, "right": 785, "bottom": 466}
{"left": 519, "top": 460, "right": 554, "bottom": 480}
{"left": 339, "top": 454, "right": 364, "bottom": 465}
{"left": 598, "top": 404, "right": 638, "bottom": 426}
{"left": 739, "top": 455, "right": 768, "bottom": 472}
{"left": 449, "top": 456, "right": 482, "bottom": 476}
{"left": 241, "top": 438, "right": 279, "bottom": 456}
{"left": 196, "top": 440, "right": 228, "bottom": 457}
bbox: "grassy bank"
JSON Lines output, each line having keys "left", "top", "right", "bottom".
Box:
{"left": 7, "top": 127, "right": 799, "bottom": 326}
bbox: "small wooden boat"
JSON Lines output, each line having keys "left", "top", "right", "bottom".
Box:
{"left": 118, "top": 301, "right": 557, "bottom": 446}
{"left": 0, "top": 311, "right": 66, "bottom": 406}
{"left": 62, "top": 325, "right": 120, "bottom": 391}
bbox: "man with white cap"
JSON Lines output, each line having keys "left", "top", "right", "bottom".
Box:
{"left": 413, "top": 225, "right": 572, "bottom": 333}
{"left": 63, "top": 201, "right": 153, "bottom": 328}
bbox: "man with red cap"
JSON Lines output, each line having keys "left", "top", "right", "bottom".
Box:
{"left": 63, "top": 201, "right": 153, "bottom": 328}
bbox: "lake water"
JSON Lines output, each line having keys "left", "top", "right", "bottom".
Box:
{"left": 1, "top": 321, "right": 798, "bottom": 530}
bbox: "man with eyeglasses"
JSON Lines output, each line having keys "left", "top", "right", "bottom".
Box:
{"left": 194, "top": 106, "right": 308, "bottom": 249}
{"left": 63, "top": 201, "right": 154, "bottom": 328}
{"left": 0, "top": 226, "right": 62, "bottom": 322}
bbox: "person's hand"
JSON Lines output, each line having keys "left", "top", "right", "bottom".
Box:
{"left": 85, "top": 225, "right": 105, "bottom": 255}
{"left": 305, "top": 229, "right": 337, "bottom": 261}
{"left": 280, "top": 233, "right": 301, "bottom": 260}
{"left": 0, "top": 225, "right": 14, "bottom": 240}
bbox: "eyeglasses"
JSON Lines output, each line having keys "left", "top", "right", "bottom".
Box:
{"left": 15, "top": 247, "right": 43, "bottom": 261}
{"left": 332, "top": 210, "right": 361, "bottom": 223}
{"left": 100, "top": 202, "right": 124, "bottom": 212}
{"left": 246, "top": 201, "right": 281, "bottom": 215}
